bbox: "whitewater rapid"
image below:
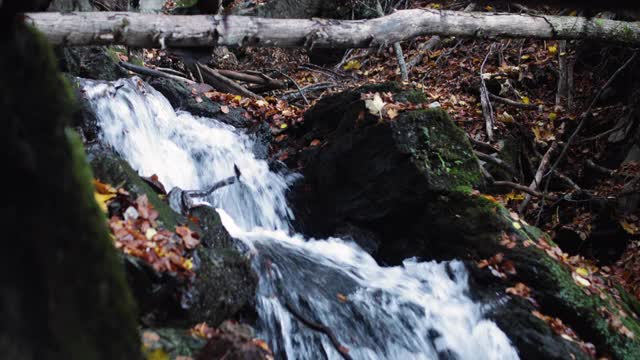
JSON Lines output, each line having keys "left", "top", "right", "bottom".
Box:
{"left": 83, "top": 77, "right": 519, "bottom": 360}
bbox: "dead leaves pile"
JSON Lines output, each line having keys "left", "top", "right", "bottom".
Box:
{"left": 94, "top": 179, "right": 199, "bottom": 277}
{"left": 203, "top": 91, "right": 304, "bottom": 134}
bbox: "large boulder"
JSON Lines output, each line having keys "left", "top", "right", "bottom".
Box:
{"left": 88, "top": 148, "right": 257, "bottom": 327}
{"left": 294, "top": 85, "right": 640, "bottom": 359}
{"left": 1, "top": 20, "right": 140, "bottom": 359}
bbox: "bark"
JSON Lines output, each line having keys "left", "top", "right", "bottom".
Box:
{"left": 27, "top": 9, "right": 640, "bottom": 49}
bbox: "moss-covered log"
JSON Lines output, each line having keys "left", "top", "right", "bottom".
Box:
{"left": 1, "top": 20, "right": 140, "bottom": 360}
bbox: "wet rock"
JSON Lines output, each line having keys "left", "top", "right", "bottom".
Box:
{"left": 141, "top": 321, "right": 271, "bottom": 360}
{"left": 149, "top": 77, "right": 248, "bottom": 128}
{"left": 59, "top": 46, "right": 127, "bottom": 81}
{"left": 88, "top": 148, "right": 257, "bottom": 327}
{"left": 197, "top": 321, "right": 273, "bottom": 360}
{"left": 294, "top": 85, "right": 640, "bottom": 359}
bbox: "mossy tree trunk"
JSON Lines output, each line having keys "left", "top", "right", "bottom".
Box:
{"left": 0, "top": 14, "right": 141, "bottom": 360}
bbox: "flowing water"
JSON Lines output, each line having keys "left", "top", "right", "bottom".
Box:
{"left": 82, "top": 77, "right": 520, "bottom": 360}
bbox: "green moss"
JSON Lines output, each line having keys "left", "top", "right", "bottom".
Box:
{"left": 89, "top": 151, "right": 183, "bottom": 230}
{"left": 400, "top": 109, "right": 482, "bottom": 191}
{"left": 143, "top": 328, "right": 206, "bottom": 358}
{"left": 540, "top": 255, "right": 640, "bottom": 359}
{"left": 2, "top": 24, "right": 140, "bottom": 359}
{"left": 395, "top": 89, "right": 429, "bottom": 104}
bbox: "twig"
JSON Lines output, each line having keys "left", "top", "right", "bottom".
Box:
{"left": 553, "top": 170, "right": 581, "bottom": 191}
{"left": 474, "top": 150, "right": 515, "bottom": 175}
{"left": 198, "top": 63, "right": 262, "bottom": 99}
{"left": 284, "top": 301, "right": 352, "bottom": 360}
{"left": 577, "top": 114, "right": 632, "bottom": 143}
{"left": 299, "top": 63, "right": 347, "bottom": 80}
{"left": 519, "top": 142, "right": 559, "bottom": 213}
{"left": 585, "top": 159, "right": 616, "bottom": 176}
{"left": 154, "top": 67, "right": 188, "bottom": 77}
{"left": 555, "top": 40, "right": 569, "bottom": 109}
{"left": 468, "top": 135, "right": 499, "bottom": 153}
{"left": 119, "top": 61, "right": 197, "bottom": 85}
{"left": 480, "top": 44, "right": 496, "bottom": 141}
{"left": 489, "top": 93, "right": 541, "bottom": 111}
{"left": 217, "top": 69, "right": 286, "bottom": 89}
{"left": 281, "top": 82, "right": 337, "bottom": 102}
{"left": 545, "top": 51, "right": 637, "bottom": 179}
{"left": 492, "top": 181, "right": 559, "bottom": 200}
{"left": 272, "top": 69, "right": 309, "bottom": 105}
{"left": 375, "top": 0, "right": 408, "bottom": 81}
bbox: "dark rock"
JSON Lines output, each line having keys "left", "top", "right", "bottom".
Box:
{"left": 141, "top": 327, "right": 207, "bottom": 359}
{"left": 294, "top": 85, "right": 640, "bottom": 359}
{"left": 297, "top": 106, "right": 483, "bottom": 261}
{"left": 196, "top": 321, "right": 272, "bottom": 360}
{"left": 88, "top": 148, "right": 257, "bottom": 327}
{"left": 187, "top": 206, "right": 257, "bottom": 326}
{"left": 149, "top": 77, "right": 248, "bottom": 128}
{"left": 59, "top": 46, "right": 127, "bottom": 81}
{"left": 2, "top": 23, "right": 140, "bottom": 359}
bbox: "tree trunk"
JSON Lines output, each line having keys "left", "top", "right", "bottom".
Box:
{"left": 27, "top": 9, "right": 640, "bottom": 49}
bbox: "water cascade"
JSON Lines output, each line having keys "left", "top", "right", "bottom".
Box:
{"left": 83, "top": 77, "right": 520, "bottom": 360}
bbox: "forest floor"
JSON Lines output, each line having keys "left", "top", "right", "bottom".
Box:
{"left": 134, "top": 0, "right": 640, "bottom": 318}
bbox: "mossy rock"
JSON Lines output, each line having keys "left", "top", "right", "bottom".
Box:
{"left": 1, "top": 24, "right": 140, "bottom": 359}
{"left": 87, "top": 148, "right": 256, "bottom": 327}
{"left": 463, "top": 199, "right": 640, "bottom": 359}
{"left": 59, "top": 46, "right": 127, "bottom": 81}
{"left": 302, "top": 82, "right": 428, "bottom": 136}
{"left": 295, "top": 83, "right": 640, "bottom": 358}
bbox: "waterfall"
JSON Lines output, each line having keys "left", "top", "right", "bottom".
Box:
{"left": 83, "top": 77, "right": 519, "bottom": 360}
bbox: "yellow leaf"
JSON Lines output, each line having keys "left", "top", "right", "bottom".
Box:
{"left": 505, "top": 192, "right": 525, "bottom": 201}
{"left": 548, "top": 45, "right": 558, "bottom": 55}
{"left": 521, "top": 96, "right": 530, "bottom": 104}
{"left": 521, "top": 55, "right": 530, "bottom": 60}
{"left": 183, "top": 258, "right": 193, "bottom": 270}
{"left": 94, "top": 192, "right": 115, "bottom": 213}
{"left": 280, "top": 123, "right": 288, "bottom": 129}
{"left": 575, "top": 267, "right": 590, "bottom": 277}
{"left": 512, "top": 222, "right": 522, "bottom": 230}
{"left": 620, "top": 220, "right": 638, "bottom": 234}
{"left": 343, "top": 60, "right": 361, "bottom": 71}
{"left": 548, "top": 112, "right": 557, "bottom": 121}
{"left": 145, "top": 348, "right": 169, "bottom": 360}
{"left": 485, "top": 5, "right": 494, "bottom": 11}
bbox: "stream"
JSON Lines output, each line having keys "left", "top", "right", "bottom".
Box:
{"left": 82, "top": 77, "right": 520, "bottom": 360}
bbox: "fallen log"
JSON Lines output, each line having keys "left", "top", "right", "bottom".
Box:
{"left": 27, "top": 9, "right": 640, "bottom": 49}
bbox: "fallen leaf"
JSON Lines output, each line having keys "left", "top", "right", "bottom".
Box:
{"left": 176, "top": 226, "right": 200, "bottom": 249}
{"left": 220, "top": 105, "right": 230, "bottom": 114}
{"left": 387, "top": 107, "right": 399, "bottom": 119}
{"left": 365, "top": 93, "right": 386, "bottom": 117}
{"left": 94, "top": 192, "right": 116, "bottom": 213}
{"left": 343, "top": 60, "right": 361, "bottom": 71}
